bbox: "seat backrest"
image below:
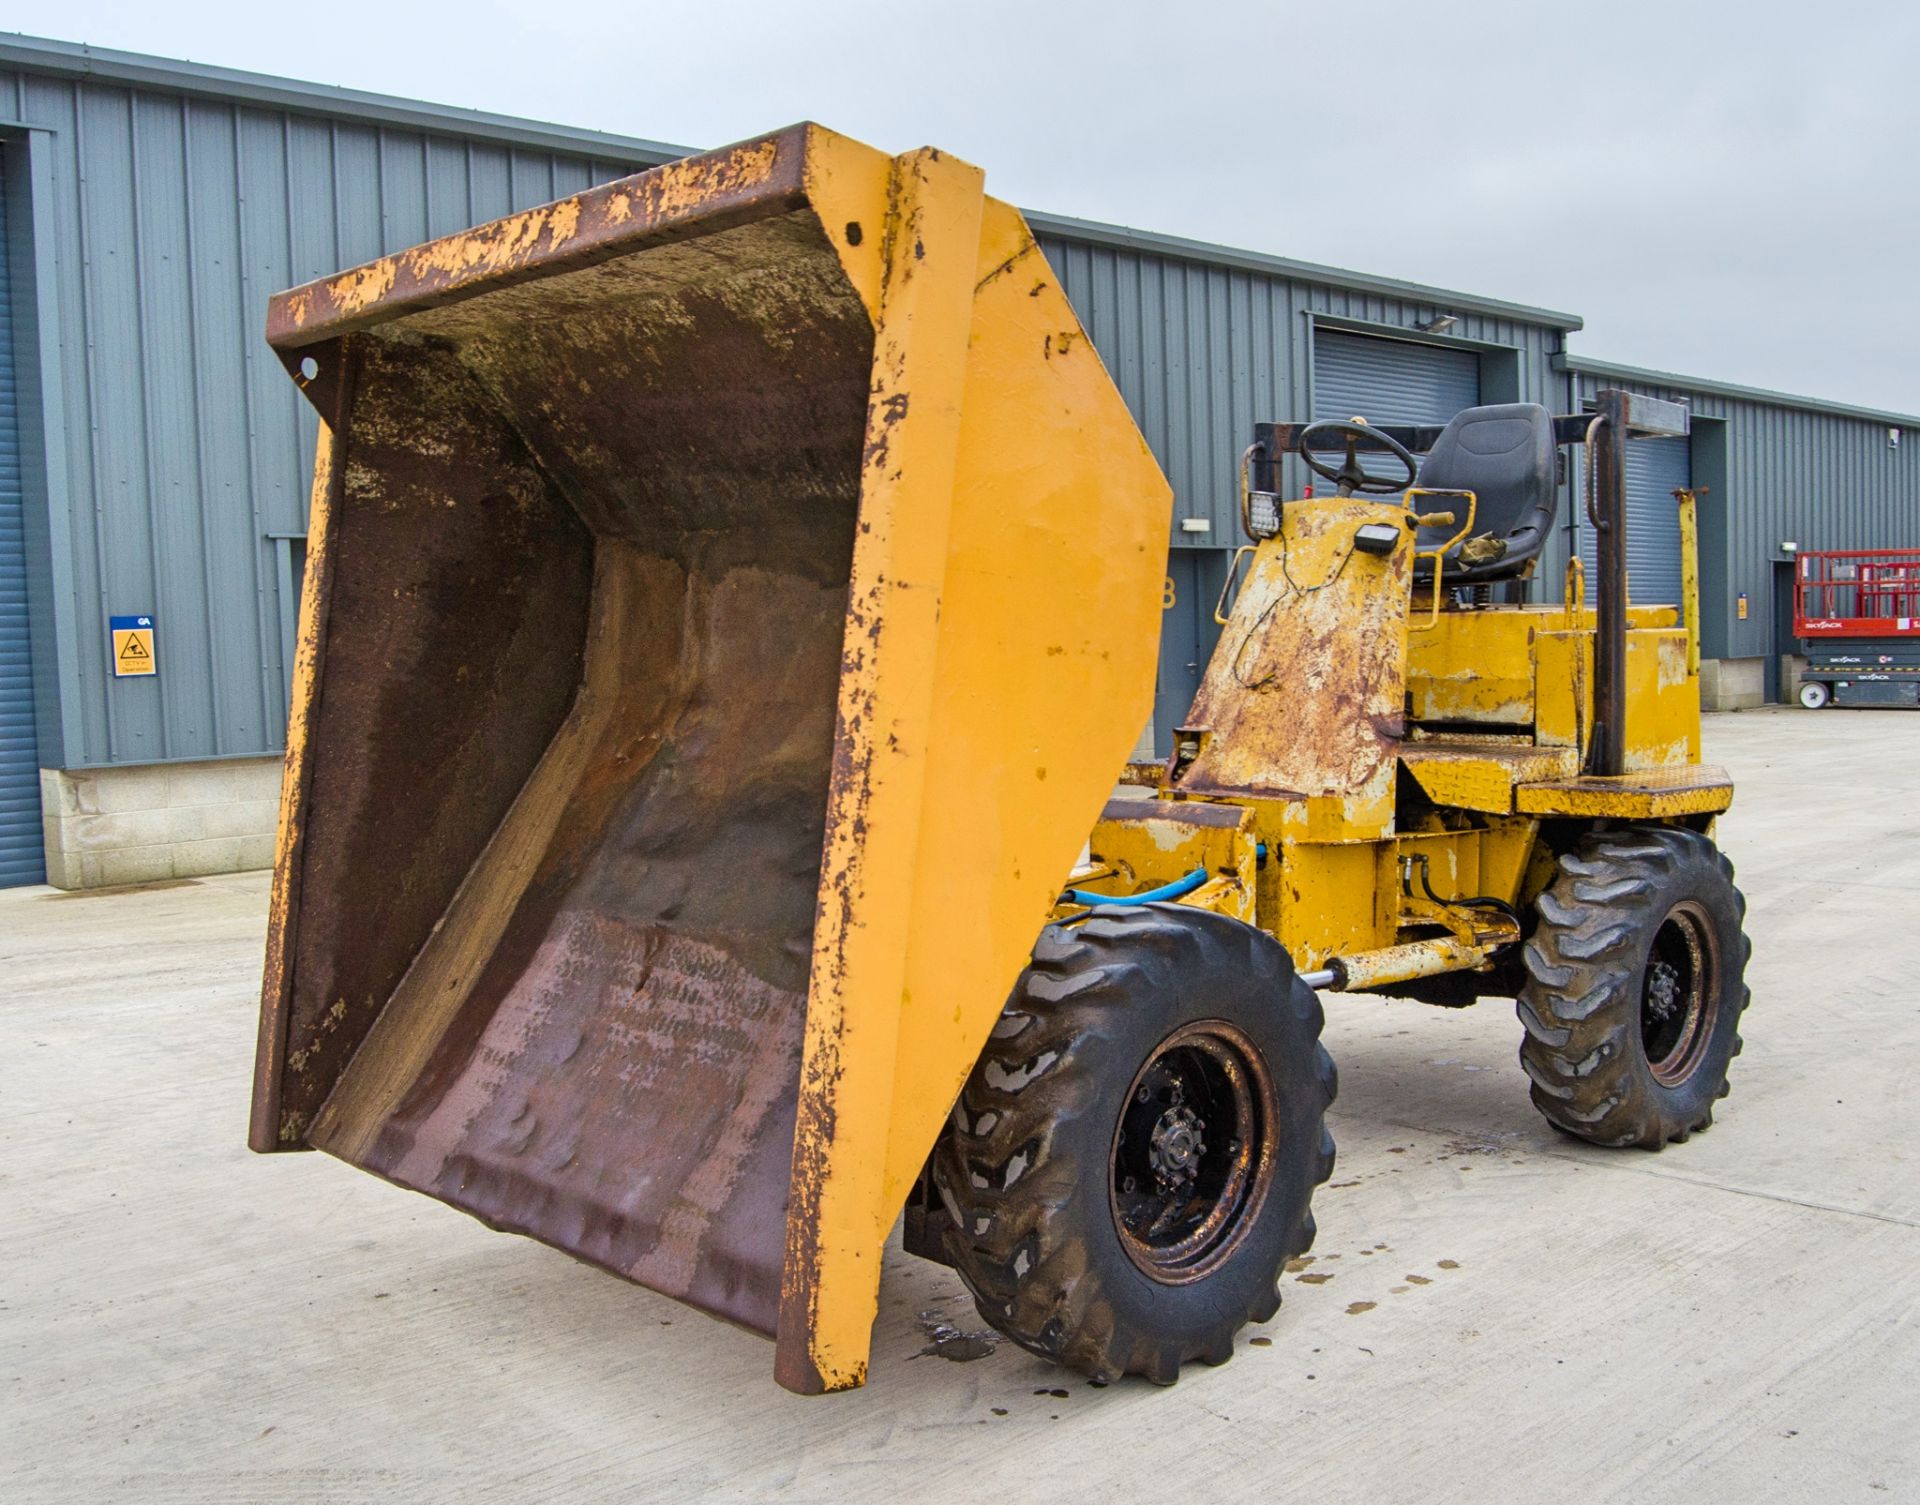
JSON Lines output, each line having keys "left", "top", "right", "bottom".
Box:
{"left": 1411, "top": 403, "right": 1556, "bottom": 584}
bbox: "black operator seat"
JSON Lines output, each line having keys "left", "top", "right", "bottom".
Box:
{"left": 1409, "top": 402, "right": 1557, "bottom": 584}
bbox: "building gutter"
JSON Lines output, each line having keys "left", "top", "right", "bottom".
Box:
{"left": 1556, "top": 353, "right": 1920, "bottom": 430}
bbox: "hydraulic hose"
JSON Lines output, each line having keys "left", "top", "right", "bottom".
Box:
{"left": 1065, "top": 845, "right": 1267, "bottom": 908}
{"left": 1066, "top": 866, "right": 1208, "bottom": 907}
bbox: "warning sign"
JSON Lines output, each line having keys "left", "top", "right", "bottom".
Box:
{"left": 110, "top": 615, "right": 157, "bottom": 678}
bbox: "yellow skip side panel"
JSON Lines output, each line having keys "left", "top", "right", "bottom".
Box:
{"left": 776, "top": 148, "right": 1172, "bottom": 1393}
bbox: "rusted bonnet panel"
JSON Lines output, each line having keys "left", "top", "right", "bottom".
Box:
{"left": 1177, "top": 500, "right": 1414, "bottom": 811}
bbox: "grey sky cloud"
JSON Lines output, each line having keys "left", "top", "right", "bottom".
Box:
{"left": 12, "top": 0, "right": 1918, "bottom": 412}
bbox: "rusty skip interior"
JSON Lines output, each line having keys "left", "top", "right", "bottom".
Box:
{"left": 253, "top": 169, "right": 879, "bottom": 1337}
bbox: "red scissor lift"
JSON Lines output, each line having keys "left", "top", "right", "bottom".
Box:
{"left": 1793, "top": 548, "right": 1920, "bottom": 708}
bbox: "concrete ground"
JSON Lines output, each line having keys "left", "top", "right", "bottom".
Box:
{"left": 3, "top": 708, "right": 1916, "bottom": 1504}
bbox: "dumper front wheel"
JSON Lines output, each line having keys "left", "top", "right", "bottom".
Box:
{"left": 1518, "top": 827, "right": 1750, "bottom": 1149}
{"left": 931, "top": 906, "right": 1336, "bottom": 1385}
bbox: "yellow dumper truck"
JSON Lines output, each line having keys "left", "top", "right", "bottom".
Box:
{"left": 250, "top": 126, "right": 1748, "bottom": 1392}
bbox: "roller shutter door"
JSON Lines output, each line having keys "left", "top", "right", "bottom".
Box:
{"left": 0, "top": 155, "right": 46, "bottom": 886}
{"left": 1312, "top": 330, "right": 1479, "bottom": 487}
{"left": 1623, "top": 434, "right": 1690, "bottom": 610}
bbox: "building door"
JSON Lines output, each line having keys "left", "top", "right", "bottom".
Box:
{"left": 1771, "top": 559, "right": 1800, "bottom": 703}
{"left": 1153, "top": 548, "right": 1230, "bottom": 756}
{"left": 1623, "top": 434, "right": 1691, "bottom": 610}
{"left": 1312, "top": 329, "right": 1480, "bottom": 487}
{"left": 0, "top": 154, "right": 48, "bottom": 886}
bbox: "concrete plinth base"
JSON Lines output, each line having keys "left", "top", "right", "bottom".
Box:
{"left": 1700, "top": 655, "right": 1768, "bottom": 710}
{"left": 38, "top": 756, "right": 282, "bottom": 889}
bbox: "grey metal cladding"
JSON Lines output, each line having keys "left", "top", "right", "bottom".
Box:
{"left": 1570, "top": 362, "right": 1920, "bottom": 662}
{"left": 1, "top": 147, "right": 49, "bottom": 883}
{"left": 0, "top": 64, "right": 653, "bottom": 768}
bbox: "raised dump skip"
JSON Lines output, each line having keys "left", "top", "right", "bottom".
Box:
{"left": 249, "top": 125, "right": 1171, "bottom": 1393}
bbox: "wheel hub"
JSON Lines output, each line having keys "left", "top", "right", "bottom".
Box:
{"left": 1148, "top": 1105, "right": 1207, "bottom": 1188}
{"left": 1645, "top": 957, "right": 1682, "bottom": 1023}
{"left": 1640, "top": 902, "right": 1720, "bottom": 1087}
{"left": 1109, "top": 1022, "right": 1275, "bottom": 1284}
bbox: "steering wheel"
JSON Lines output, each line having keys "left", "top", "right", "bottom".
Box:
{"left": 1295, "top": 419, "right": 1419, "bottom": 496}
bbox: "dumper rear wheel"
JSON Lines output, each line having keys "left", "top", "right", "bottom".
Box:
{"left": 1518, "top": 827, "right": 1750, "bottom": 1149}
{"left": 930, "top": 906, "right": 1336, "bottom": 1385}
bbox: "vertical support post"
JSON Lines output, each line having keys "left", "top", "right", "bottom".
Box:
{"left": 1676, "top": 488, "right": 1701, "bottom": 678}
{"left": 1590, "top": 388, "right": 1630, "bottom": 776}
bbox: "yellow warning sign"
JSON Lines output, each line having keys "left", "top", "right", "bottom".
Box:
{"left": 110, "top": 615, "right": 157, "bottom": 678}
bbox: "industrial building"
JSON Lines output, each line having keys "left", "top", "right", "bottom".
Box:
{"left": 1, "top": 33, "right": 1913, "bottom": 889}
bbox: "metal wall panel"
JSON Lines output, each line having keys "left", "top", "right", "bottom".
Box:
{"left": 0, "top": 151, "right": 48, "bottom": 884}
{"left": 0, "top": 64, "right": 657, "bottom": 768}
{"left": 1574, "top": 367, "right": 1920, "bottom": 664}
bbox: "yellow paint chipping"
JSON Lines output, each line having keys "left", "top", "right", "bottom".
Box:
{"left": 324, "top": 259, "right": 397, "bottom": 316}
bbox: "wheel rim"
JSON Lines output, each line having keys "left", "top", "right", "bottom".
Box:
{"left": 1108, "top": 1020, "right": 1276, "bottom": 1284}
{"left": 1641, "top": 900, "right": 1720, "bottom": 1087}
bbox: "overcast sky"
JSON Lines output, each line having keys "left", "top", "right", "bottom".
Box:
{"left": 12, "top": 0, "right": 1920, "bottom": 414}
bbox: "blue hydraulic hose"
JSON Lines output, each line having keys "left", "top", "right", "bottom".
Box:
{"left": 1066, "top": 843, "right": 1268, "bottom": 907}
{"left": 1067, "top": 866, "right": 1209, "bottom": 907}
